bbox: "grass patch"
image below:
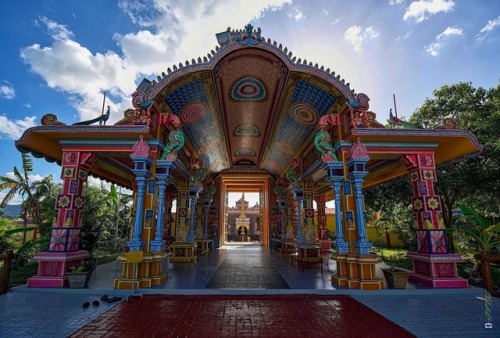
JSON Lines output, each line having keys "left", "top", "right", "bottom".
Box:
{"left": 372, "top": 247, "right": 413, "bottom": 270}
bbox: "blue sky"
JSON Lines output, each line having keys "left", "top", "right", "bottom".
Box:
{"left": 0, "top": 0, "right": 499, "bottom": 205}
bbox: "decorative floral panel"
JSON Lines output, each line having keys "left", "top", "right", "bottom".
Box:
{"left": 48, "top": 228, "right": 69, "bottom": 252}
{"left": 430, "top": 230, "right": 448, "bottom": 254}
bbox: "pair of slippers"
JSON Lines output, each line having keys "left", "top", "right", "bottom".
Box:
{"left": 82, "top": 295, "right": 122, "bottom": 308}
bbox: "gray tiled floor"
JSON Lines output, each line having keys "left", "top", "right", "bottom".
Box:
{"left": 1, "top": 242, "right": 499, "bottom": 337}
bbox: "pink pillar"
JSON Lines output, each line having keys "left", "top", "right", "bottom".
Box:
{"left": 401, "top": 154, "right": 467, "bottom": 288}
{"left": 28, "top": 150, "right": 96, "bottom": 288}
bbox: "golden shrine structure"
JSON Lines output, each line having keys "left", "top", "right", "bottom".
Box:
{"left": 16, "top": 25, "right": 483, "bottom": 290}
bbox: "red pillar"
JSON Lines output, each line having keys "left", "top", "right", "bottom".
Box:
{"left": 401, "top": 154, "right": 467, "bottom": 288}
{"left": 28, "top": 150, "right": 96, "bottom": 288}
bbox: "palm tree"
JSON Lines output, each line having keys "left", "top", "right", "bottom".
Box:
{"left": 0, "top": 153, "right": 41, "bottom": 243}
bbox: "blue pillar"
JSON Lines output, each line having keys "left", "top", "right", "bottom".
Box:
{"left": 187, "top": 186, "right": 201, "bottom": 244}
{"left": 323, "top": 161, "right": 349, "bottom": 253}
{"left": 150, "top": 160, "right": 175, "bottom": 252}
{"left": 346, "top": 157, "right": 372, "bottom": 254}
{"left": 278, "top": 198, "right": 286, "bottom": 240}
{"left": 128, "top": 157, "right": 152, "bottom": 252}
{"left": 293, "top": 188, "right": 305, "bottom": 246}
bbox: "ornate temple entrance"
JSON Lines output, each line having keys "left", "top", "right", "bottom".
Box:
{"left": 15, "top": 24, "right": 482, "bottom": 290}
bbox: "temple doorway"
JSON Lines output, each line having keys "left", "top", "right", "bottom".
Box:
{"left": 225, "top": 192, "right": 261, "bottom": 243}
{"left": 219, "top": 174, "right": 270, "bottom": 247}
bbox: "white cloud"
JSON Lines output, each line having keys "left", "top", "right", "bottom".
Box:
{"left": 0, "top": 84, "right": 15, "bottom": 99}
{"left": 388, "top": 0, "right": 405, "bottom": 5}
{"left": 37, "top": 16, "right": 74, "bottom": 41}
{"left": 403, "top": 0, "right": 454, "bottom": 23}
{"left": 330, "top": 17, "right": 342, "bottom": 25}
{"left": 0, "top": 115, "right": 37, "bottom": 140}
{"left": 425, "top": 26, "right": 462, "bottom": 56}
{"left": 343, "top": 25, "right": 379, "bottom": 51}
{"left": 287, "top": 5, "right": 304, "bottom": 22}
{"left": 20, "top": 0, "right": 292, "bottom": 123}
{"left": 475, "top": 15, "right": 500, "bottom": 41}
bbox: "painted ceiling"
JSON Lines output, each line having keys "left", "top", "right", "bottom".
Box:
{"left": 150, "top": 35, "right": 350, "bottom": 178}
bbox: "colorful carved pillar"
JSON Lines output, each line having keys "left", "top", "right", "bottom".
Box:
{"left": 128, "top": 136, "right": 152, "bottom": 252}
{"left": 285, "top": 193, "right": 295, "bottom": 240}
{"left": 330, "top": 139, "right": 384, "bottom": 290}
{"left": 293, "top": 188, "right": 305, "bottom": 246}
{"left": 188, "top": 186, "right": 201, "bottom": 243}
{"left": 194, "top": 196, "right": 204, "bottom": 239}
{"left": 150, "top": 160, "right": 175, "bottom": 252}
{"left": 315, "top": 194, "right": 327, "bottom": 239}
{"left": 323, "top": 161, "right": 348, "bottom": 253}
{"left": 303, "top": 181, "right": 315, "bottom": 244}
{"left": 175, "top": 182, "right": 190, "bottom": 242}
{"left": 203, "top": 198, "right": 211, "bottom": 239}
{"left": 346, "top": 141, "right": 371, "bottom": 255}
{"left": 277, "top": 198, "right": 286, "bottom": 240}
{"left": 27, "top": 150, "right": 96, "bottom": 288}
{"left": 401, "top": 154, "right": 468, "bottom": 288}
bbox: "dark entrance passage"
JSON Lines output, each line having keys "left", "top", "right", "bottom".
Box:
{"left": 206, "top": 243, "right": 290, "bottom": 289}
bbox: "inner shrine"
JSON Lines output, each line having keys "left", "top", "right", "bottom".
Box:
{"left": 15, "top": 25, "right": 483, "bottom": 291}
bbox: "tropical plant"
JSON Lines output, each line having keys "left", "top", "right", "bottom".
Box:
{"left": 0, "top": 153, "right": 42, "bottom": 244}
{"left": 455, "top": 204, "right": 500, "bottom": 254}
{"left": 452, "top": 203, "right": 500, "bottom": 295}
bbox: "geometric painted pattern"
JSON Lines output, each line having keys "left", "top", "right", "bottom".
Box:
{"left": 48, "top": 228, "right": 68, "bottom": 252}
{"left": 235, "top": 148, "right": 256, "bottom": 156}
{"left": 179, "top": 102, "right": 208, "bottom": 125}
{"left": 234, "top": 123, "right": 260, "bottom": 136}
{"left": 165, "top": 79, "right": 208, "bottom": 115}
{"left": 288, "top": 102, "right": 318, "bottom": 127}
{"left": 231, "top": 77, "right": 266, "bottom": 101}
{"left": 290, "top": 80, "right": 335, "bottom": 117}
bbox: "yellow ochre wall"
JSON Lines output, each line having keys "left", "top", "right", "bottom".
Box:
{"left": 324, "top": 211, "right": 402, "bottom": 248}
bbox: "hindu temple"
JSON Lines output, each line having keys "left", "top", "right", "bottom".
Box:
{"left": 15, "top": 25, "right": 483, "bottom": 290}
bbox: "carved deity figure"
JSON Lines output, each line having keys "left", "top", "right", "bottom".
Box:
{"left": 350, "top": 111, "right": 365, "bottom": 129}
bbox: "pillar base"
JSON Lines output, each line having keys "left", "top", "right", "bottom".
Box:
{"left": 407, "top": 252, "right": 468, "bottom": 288}
{"left": 331, "top": 253, "right": 384, "bottom": 290}
{"left": 318, "top": 239, "right": 332, "bottom": 254}
{"left": 27, "top": 250, "right": 90, "bottom": 288}
{"left": 170, "top": 243, "right": 197, "bottom": 263}
{"left": 114, "top": 251, "right": 170, "bottom": 289}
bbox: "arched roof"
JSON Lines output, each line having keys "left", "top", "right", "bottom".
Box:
{"left": 15, "top": 25, "right": 483, "bottom": 194}
{"left": 138, "top": 25, "right": 355, "bottom": 177}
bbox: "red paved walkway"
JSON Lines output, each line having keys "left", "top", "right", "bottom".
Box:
{"left": 70, "top": 295, "right": 415, "bottom": 337}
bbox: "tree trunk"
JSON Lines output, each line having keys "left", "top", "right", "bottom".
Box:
{"left": 441, "top": 194, "right": 455, "bottom": 253}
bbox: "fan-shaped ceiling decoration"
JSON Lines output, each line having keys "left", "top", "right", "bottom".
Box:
{"left": 234, "top": 123, "right": 260, "bottom": 136}
{"left": 231, "top": 77, "right": 266, "bottom": 101}
{"left": 235, "top": 147, "right": 256, "bottom": 156}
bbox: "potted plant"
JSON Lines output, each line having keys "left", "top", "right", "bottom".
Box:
{"left": 381, "top": 266, "right": 412, "bottom": 289}
{"left": 380, "top": 252, "right": 412, "bottom": 289}
{"left": 65, "top": 261, "right": 94, "bottom": 288}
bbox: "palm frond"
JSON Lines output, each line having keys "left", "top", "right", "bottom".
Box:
{"left": 0, "top": 187, "right": 20, "bottom": 208}
{"left": 460, "top": 203, "right": 491, "bottom": 229}
{"left": 12, "top": 166, "right": 24, "bottom": 182}
{"left": 21, "top": 153, "right": 33, "bottom": 178}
